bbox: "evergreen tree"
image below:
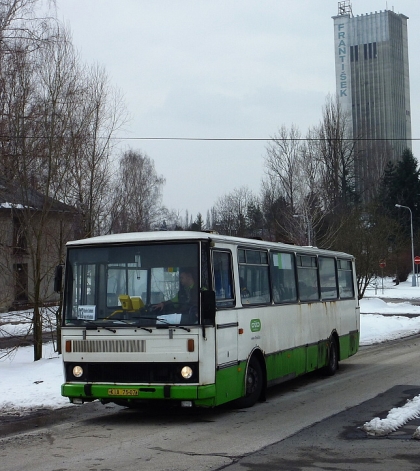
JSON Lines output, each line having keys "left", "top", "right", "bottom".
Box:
{"left": 189, "top": 213, "right": 203, "bottom": 231}
{"left": 380, "top": 148, "right": 420, "bottom": 227}
{"left": 379, "top": 160, "right": 397, "bottom": 215}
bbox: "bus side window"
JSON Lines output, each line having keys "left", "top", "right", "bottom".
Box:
{"left": 297, "top": 255, "right": 319, "bottom": 302}
{"left": 238, "top": 249, "right": 270, "bottom": 305}
{"left": 338, "top": 259, "right": 355, "bottom": 298}
{"left": 271, "top": 252, "right": 297, "bottom": 303}
{"left": 319, "top": 257, "right": 338, "bottom": 300}
{"left": 213, "top": 251, "right": 235, "bottom": 307}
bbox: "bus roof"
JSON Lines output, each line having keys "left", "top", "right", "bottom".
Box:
{"left": 66, "top": 231, "right": 354, "bottom": 260}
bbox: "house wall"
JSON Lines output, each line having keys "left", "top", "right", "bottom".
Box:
{"left": 0, "top": 210, "right": 77, "bottom": 312}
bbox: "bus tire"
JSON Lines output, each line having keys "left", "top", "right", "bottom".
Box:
{"left": 323, "top": 336, "right": 338, "bottom": 376}
{"left": 235, "top": 356, "right": 263, "bottom": 408}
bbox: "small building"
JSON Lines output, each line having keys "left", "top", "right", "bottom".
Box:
{"left": 0, "top": 177, "right": 78, "bottom": 312}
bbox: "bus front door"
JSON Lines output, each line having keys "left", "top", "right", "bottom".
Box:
{"left": 215, "top": 309, "right": 239, "bottom": 368}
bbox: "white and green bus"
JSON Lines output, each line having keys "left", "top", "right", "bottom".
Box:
{"left": 59, "top": 231, "right": 359, "bottom": 408}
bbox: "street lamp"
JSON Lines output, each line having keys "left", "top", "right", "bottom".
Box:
{"left": 293, "top": 214, "right": 311, "bottom": 246}
{"left": 395, "top": 204, "right": 416, "bottom": 287}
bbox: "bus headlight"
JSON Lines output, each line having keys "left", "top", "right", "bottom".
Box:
{"left": 181, "top": 366, "right": 193, "bottom": 379}
{"left": 73, "top": 365, "right": 84, "bottom": 378}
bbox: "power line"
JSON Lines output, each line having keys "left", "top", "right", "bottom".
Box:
{"left": 114, "top": 137, "right": 420, "bottom": 142}
{"left": 1, "top": 135, "right": 419, "bottom": 142}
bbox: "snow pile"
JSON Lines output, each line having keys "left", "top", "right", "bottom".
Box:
{"left": 362, "top": 394, "right": 420, "bottom": 437}
{"left": 0, "top": 343, "right": 70, "bottom": 416}
{"left": 360, "top": 297, "right": 420, "bottom": 315}
{"left": 359, "top": 314, "right": 420, "bottom": 345}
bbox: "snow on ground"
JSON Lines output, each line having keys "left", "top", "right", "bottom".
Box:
{"left": 0, "top": 306, "right": 56, "bottom": 337}
{"left": 360, "top": 310, "right": 420, "bottom": 345}
{"left": 0, "top": 343, "right": 68, "bottom": 416}
{"left": 362, "top": 395, "right": 420, "bottom": 437}
{"left": 1, "top": 277, "right": 420, "bottom": 437}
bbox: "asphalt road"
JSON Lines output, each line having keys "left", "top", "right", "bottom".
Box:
{"left": 0, "top": 335, "right": 419, "bottom": 471}
{"left": 224, "top": 385, "right": 420, "bottom": 471}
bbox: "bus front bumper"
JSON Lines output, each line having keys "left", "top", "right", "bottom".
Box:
{"left": 61, "top": 383, "right": 217, "bottom": 407}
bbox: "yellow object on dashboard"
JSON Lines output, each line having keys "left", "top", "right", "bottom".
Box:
{"left": 118, "top": 294, "right": 144, "bottom": 310}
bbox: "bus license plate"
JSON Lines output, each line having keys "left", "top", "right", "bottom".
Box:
{"left": 108, "top": 388, "right": 139, "bottom": 397}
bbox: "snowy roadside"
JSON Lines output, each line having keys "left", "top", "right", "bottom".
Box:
{"left": 0, "top": 307, "right": 57, "bottom": 344}
{"left": 0, "top": 344, "right": 68, "bottom": 416}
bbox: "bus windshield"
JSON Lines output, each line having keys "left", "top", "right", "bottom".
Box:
{"left": 64, "top": 242, "right": 201, "bottom": 327}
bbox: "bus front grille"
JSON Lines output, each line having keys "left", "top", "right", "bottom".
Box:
{"left": 72, "top": 339, "right": 146, "bottom": 353}
{"left": 64, "top": 362, "right": 199, "bottom": 384}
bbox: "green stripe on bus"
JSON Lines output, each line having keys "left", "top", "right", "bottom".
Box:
{"left": 214, "top": 362, "right": 247, "bottom": 406}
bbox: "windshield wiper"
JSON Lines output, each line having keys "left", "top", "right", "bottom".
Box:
{"left": 176, "top": 325, "right": 191, "bottom": 332}
{"left": 156, "top": 322, "right": 191, "bottom": 332}
{"left": 110, "top": 319, "right": 153, "bottom": 333}
{"left": 84, "top": 320, "right": 116, "bottom": 333}
{"left": 123, "top": 316, "right": 192, "bottom": 332}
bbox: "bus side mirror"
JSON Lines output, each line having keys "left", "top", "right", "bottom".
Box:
{"left": 54, "top": 265, "right": 63, "bottom": 293}
{"left": 201, "top": 290, "right": 216, "bottom": 324}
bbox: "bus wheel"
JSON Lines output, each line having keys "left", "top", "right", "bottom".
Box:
{"left": 236, "top": 356, "right": 263, "bottom": 408}
{"left": 323, "top": 336, "right": 338, "bottom": 376}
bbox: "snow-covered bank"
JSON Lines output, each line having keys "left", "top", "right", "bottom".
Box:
{"left": 0, "top": 343, "right": 68, "bottom": 415}
{"left": 360, "top": 313, "right": 420, "bottom": 345}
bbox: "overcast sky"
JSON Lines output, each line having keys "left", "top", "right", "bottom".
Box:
{"left": 55, "top": 1, "right": 420, "bottom": 220}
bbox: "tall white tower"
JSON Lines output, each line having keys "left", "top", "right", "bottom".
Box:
{"left": 333, "top": 1, "right": 411, "bottom": 199}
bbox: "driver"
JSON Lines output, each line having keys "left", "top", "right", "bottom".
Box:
{"left": 153, "top": 268, "right": 197, "bottom": 314}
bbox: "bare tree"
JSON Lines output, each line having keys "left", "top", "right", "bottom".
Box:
{"left": 361, "top": 140, "right": 393, "bottom": 201}
{"left": 315, "top": 94, "right": 357, "bottom": 213}
{"left": 60, "top": 64, "right": 128, "bottom": 238}
{"left": 158, "top": 208, "right": 183, "bottom": 230}
{"left": 3, "top": 21, "right": 81, "bottom": 360}
{"left": 265, "top": 125, "right": 303, "bottom": 212}
{"left": 212, "top": 186, "right": 258, "bottom": 237}
{"left": 0, "top": 1, "right": 56, "bottom": 47}
{"left": 108, "top": 149, "right": 165, "bottom": 233}
{"left": 263, "top": 124, "right": 315, "bottom": 243}
{"left": 265, "top": 97, "right": 357, "bottom": 248}
{"left": 0, "top": 4, "right": 124, "bottom": 360}
{"left": 260, "top": 178, "right": 292, "bottom": 242}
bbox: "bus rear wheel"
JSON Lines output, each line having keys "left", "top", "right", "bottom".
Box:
{"left": 235, "top": 356, "right": 263, "bottom": 408}
{"left": 323, "top": 336, "right": 338, "bottom": 376}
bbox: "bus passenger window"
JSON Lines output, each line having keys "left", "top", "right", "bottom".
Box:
{"left": 297, "top": 255, "right": 319, "bottom": 302}
{"left": 319, "top": 257, "right": 338, "bottom": 300}
{"left": 238, "top": 249, "right": 270, "bottom": 305}
{"left": 338, "top": 259, "right": 354, "bottom": 298}
{"left": 271, "top": 252, "right": 297, "bottom": 303}
{"left": 213, "top": 251, "right": 234, "bottom": 307}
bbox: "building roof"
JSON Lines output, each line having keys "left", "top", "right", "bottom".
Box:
{"left": 0, "top": 177, "right": 76, "bottom": 213}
